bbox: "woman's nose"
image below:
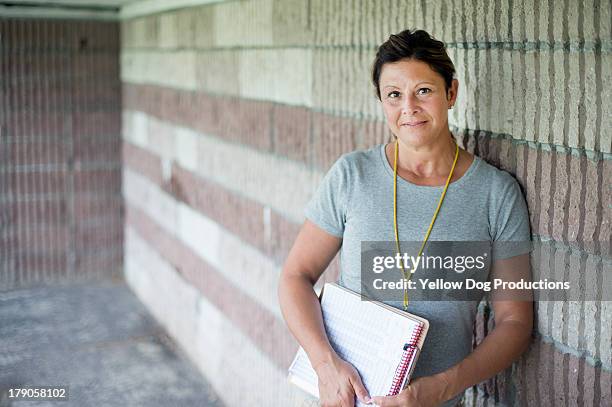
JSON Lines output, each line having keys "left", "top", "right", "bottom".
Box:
{"left": 401, "top": 94, "right": 421, "bottom": 115}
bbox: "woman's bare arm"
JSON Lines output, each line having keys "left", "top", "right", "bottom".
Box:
{"left": 439, "top": 253, "right": 533, "bottom": 400}
{"left": 278, "top": 220, "right": 370, "bottom": 406}
{"left": 278, "top": 220, "right": 342, "bottom": 369}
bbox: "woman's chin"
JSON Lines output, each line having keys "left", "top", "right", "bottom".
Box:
{"left": 396, "top": 131, "right": 433, "bottom": 149}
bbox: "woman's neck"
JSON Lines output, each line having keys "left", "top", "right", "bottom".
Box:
{"left": 394, "top": 134, "right": 458, "bottom": 179}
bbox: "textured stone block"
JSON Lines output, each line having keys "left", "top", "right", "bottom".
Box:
{"left": 192, "top": 6, "right": 215, "bottom": 48}
{"left": 271, "top": 0, "right": 314, "bottom": 46}
{"left": 214, "top": 0, "right": 273, "bottom": 47}
{"left": 136, "top": 15, "right": 159, "bottom": 48}
{"left": 195, "top": 50, "right": 240, "bottom": 95}
{"left": 600, "top": 53, "right": 612, "bottom": 153}
{"left": 551, "top": 50, "right": 567, "bottom": 147}
{"left": 157, "top": 12, "right": 180, "bottom": 49}
{"left": 312, "top": 47, "right": 378, "bottom": 117}
{"left": 239, "top": 48, "right": 313, "bottom": 106}
{"left": 121, "top": 50, "right": 198, "bottom": 90}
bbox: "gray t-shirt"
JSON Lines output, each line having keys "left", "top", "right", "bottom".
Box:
{"left": 305, "top": 143, "right": 531, "bottom": 405}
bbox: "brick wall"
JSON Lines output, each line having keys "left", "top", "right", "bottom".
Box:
{"left": 120, "top": 1, "right": 611, "bottom": 406}
{"left": 1, "top": 19, "right": 123, "bottom": 289}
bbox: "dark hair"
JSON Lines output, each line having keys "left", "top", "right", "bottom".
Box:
{"left": 371, "top": 29, "right": 455, "bottom": 100}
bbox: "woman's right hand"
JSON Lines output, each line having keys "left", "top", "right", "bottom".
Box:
{"left": 314, "top": 354, "right": 371, "bottom": 407}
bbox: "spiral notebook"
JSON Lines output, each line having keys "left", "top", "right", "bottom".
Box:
{"left": 287, "top": 283, "right": 429, "bottom": 405}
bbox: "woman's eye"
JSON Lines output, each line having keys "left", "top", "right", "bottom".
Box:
{"left": 387, "top": 91, "right": 400, "bottom": 98}
{"left": 417, "top": 88, "right": 431, "bottom": 95}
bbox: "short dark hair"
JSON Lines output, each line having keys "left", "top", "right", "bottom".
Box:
{"left": 371, "top": 29, "right": 456, "bottom": 100}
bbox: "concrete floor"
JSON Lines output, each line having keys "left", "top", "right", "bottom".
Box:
{"left": 0, "top": 280, "right": 224, "bottom": 407}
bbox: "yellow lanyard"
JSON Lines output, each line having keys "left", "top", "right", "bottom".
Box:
{"left": 393, "top": 138, "right": 459, "bottom": 310}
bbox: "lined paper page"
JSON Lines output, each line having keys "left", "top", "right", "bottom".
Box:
{"left": 288, "top": 284, "right": 425, "bottom": 406}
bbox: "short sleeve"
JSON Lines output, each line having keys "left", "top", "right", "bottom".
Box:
{"left": 304, "top": 156, "right": 350, "bottom": 237}
{"left": 491, "top": 177, "right": 533, "bottom": 261}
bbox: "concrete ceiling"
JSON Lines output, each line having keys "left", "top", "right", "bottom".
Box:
{"left": 0, "top": 0, "right": 224, "bottom": 19}
{"left": 2, "top": 1, "right": 139, "bottom": 8}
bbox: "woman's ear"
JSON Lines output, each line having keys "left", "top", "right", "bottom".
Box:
{"left": 447, "top": 79, "right": 459, "bottom": 106}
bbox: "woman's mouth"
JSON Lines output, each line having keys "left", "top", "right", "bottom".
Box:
{"left": 402, "top": 121, "right": 427, "bottom": 127}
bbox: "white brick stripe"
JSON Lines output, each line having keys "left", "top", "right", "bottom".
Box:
{"left": 125, "top": 228, "right": 315, "bottom": 406}
{"left": 125, "top": 228, "right": 199, "bottom": 353}
{"left": 123, "top": 110, "right": 322, "bottom": 224}
{"left": 121, "top": 48, "right": 313, "bottom": 107}
{"left": 123, "top": 168, "right": 283, "bottom": 320}
{"left": 121, "top": 50, "right": 198, "bottom": 91}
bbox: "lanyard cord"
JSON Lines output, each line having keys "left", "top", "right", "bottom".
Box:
{"left": 393, "top": 138, "right": 459, "bottom": 310}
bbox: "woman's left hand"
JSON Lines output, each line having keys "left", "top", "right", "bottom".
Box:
{"left": 369, "top": 373, "right": 451, "bottom": 407}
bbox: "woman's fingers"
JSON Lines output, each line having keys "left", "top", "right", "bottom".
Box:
{"left": 369, "top": 394, "right": 404, "bottom": 407}
{"left": 348, "top": 370, "right": 371, "bottom": 404}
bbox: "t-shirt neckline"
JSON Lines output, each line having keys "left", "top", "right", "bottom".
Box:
{"left": 378, "top": 143, "right": 481, "bottom": 190}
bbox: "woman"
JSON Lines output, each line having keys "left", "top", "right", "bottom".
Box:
{"left": 278, "top": 29, "right": 533, "bottom": 407}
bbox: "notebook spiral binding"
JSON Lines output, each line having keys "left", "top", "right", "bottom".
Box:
{"left": 386, "top": 323, "right": 424, "bottom": 396}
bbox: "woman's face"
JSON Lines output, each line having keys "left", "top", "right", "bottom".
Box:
{"left": 379, "top": 58, "right": 458, "bottom": 149}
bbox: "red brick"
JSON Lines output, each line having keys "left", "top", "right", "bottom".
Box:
{"left": 72, "top": 79, "right": 121, "bottom": 110}
{"left": 601, "top": 161, "right": 612, "bottom": 257}
{"left": 71, "top": 20, "right": 119, "bottom": 51}
{"left": 9, "top": 139, "right": 67, "bottom": 166}
{"left": 312, "top": 111, "right": 357, "bottom": 170}
{"left": 73, "top": 110, "right": 121, "bottom": 136}
{"left": 75, "top": 248, "right": 122, "bottom": 276}
{"left": 267, "top": 209, "right": 301, "bottom": 263}
{"left": 73, "top": 194, "right": 122, "bottom": 221}
{"left": 11, "top": 250, "right": 68, "bottom": 274}
{"left": 568, "top": 154, "right": 586, "bottom": 241}
{"left": 473, "top": 306, "right": 488, "bottom": 345}
{"left": 5, "top": 51, "right": 67, "bottom": 82}
{"left": 273, "top": 105, "right": 312, "bottom": 163}
{"left": 480, "top": 136, "right": 500, "bottom": 168}
{"left": 74, "top": 137, "right": 121, "bottom": 165}
{"left": 76, "top": 220, "right": 123, "bottom": 250}
{"left": 538, "top": 149, "right": 554, "bottom": 238}
{"left": 123, "top": 141, "right": 164, "bottom": 185}
{"left": 552, "top": 153, "right": 570, "bottom": 242}
{"left": 8, "top": 198, "right": 67, "bottom": 225}
{"left": 13, "top": 224, "right": 69, "bottom": 252}
{"left": 497, "top": 137, "right": 516, "bottom": 174}
{"left": 158, "top": 86, "right": 181, "bottom": 122}
{"left": 5, "top": 110, "right": 70, "bottom": 136}
{"left": 518, "top": 145, "right": 538, "bottom": 232}
{"left": 191, "top": 91, "right": 219, "bottom": 136}
{"left": 73, "top": 168, "right": 121, "bottom": 193}
{"left": 146, "top": 84, "right": 164, "bottom": 117}
{"left": 356, "top": 116, "right": 393, "bottom": 148}
{"left": 73, "top": 51, "right": 120, "bottom": 78}
{"left": 175, "top": 91, "right": 201, "bottom": 132}
{"left": 582, "top": 159, "right": 604, "bottom": 249}
{"left": 216, "top": 97, "right": 274, "bottom": 151}
{"left": 8, "top": 170, "right": 67, "bottom": 195}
